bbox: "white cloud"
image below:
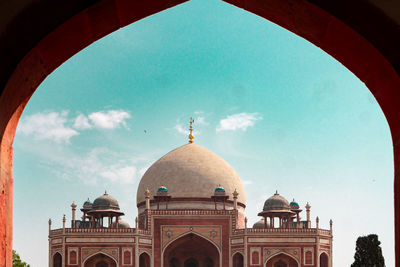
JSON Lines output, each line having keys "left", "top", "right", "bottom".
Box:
{"left": 196, "top": 116, "right": 208, "bottom": 125}
{"left": 73, "top": 114, "right": 92, "bottom": 130}
{"left": 41, "top": 147, "right": 145, "bottom": 185}
{"left": 216, "top": 112, "right": 262, "bottom": 132}
{"left": 89, "top": 110, "right": 130, "bottom": 129}
{"left": 100, "top": 166, "right": 136, "bottom": 184}
{"left": 18, "top": 111, "right": 78, "bottom": 143}
{"left": 243, "top": 180, "right": 253, "bottom": 185}
{"left": 174, "top": 124, "right": 189, "bottom": 135}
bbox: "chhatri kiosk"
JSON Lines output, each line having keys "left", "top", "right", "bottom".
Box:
{"left": 48, "top": 122, "right": 333, "bottom": 267}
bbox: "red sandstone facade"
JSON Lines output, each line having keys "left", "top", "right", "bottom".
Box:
{"left": 49, "top": 208, "right": 332, "bottom": 267}
{"left": 48, "top": 142, "right": 333, "bottom": 267}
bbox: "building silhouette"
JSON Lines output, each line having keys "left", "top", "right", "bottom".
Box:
{"left": 49, "top": 126, "right": 332, "bottom": 267}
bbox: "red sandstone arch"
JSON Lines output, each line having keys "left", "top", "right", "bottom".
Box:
{"left": 319, "top": 252, "right": 329, "bottom": 267}
{"left": 265, "top": 253, "right": 299, "bottom": 267}
{"left": 139, "top": 252, "right": 151, "bottom": 267}
{"left": 84, "top": 252, "right": 117, "bottom": 267}
{"left": 53, "top": 252, "right": 62, "bottom": 267}
{"left": 1, "top": 0, "right": 400, "bottom": 266}
{"left": 163, "top": 233, "right": 220, "bottom": 267}
{"left": 232, "top": 252, "right": 244, "bottom": 267}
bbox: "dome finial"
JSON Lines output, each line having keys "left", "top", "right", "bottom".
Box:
{"left": 275, "top": 190, "right": 278, "bottom": 195}
{"left": 104, "top": 190, "right": 108, "bottom": 195}
{"left": 188, "top": 117, "right": 194, "bottom": 143}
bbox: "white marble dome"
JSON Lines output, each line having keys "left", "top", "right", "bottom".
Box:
{"left": 136, "top": 143, "right": 246, "bottom": 206}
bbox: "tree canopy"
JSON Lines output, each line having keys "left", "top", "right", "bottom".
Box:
{"left": 351, "top": 234, "right": 385, "bottom": 267}
{"left": 12, "top": 250, "right": 30, "bottom": 267}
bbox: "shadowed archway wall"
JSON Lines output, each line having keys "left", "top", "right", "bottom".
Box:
{"left": 0, "top": 0, "right": 399, "bottom": 266}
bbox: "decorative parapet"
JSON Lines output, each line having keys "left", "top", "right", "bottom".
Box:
{"left": 232, "top": 228, "right": 331, "bottom": 236}
{"left": 149, "top": 209, "right": 236, "bottom": 216}
{"left": 50, "top": 228, "right": 151, "bottom": 236}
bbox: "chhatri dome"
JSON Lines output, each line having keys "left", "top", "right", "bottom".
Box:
{"left": 262, "top": 190, "right": 291, "bottom": 212}
{"left": 136, "top": 118, "right": 246, "bottom": 211}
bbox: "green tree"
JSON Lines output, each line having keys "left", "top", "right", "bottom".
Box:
{"left": 12, "top": 250, "right": 30, "bottom": 267}
{"left": 351, "top": 234, "right": 385, "bottom": 267}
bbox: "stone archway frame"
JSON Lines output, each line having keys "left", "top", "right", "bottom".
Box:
{"left": 162, "top": 231, "right": 222, "bottom": 267}
{"left": 52, "top": 251, "right": 63, "bottom": 267}
{"left": 1, "top": 0, "right": 400, "bottom": 265}
{"left": 319, "top": 251, "right": 329, "bottom": 257}
{"left": 52, "top": 251, "right": 63, "bottom": 259}
{"left": 139, "top": 251, "right": 152, "bottom": 267}
{"left": 264, "top": 252, "right": 301, "bottom": 267}
{"left": 82, "top": 251, "right": 118, "bottom": 266}
{"left": 232, "top": 251, "right": 245, "bottom": 267}
{"left": 318, "top": 251, "right": 330, "bottom": 267}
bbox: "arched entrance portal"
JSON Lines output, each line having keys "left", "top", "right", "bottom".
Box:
{"left": 265, "top": 253, "right": 299, "bottom": 267}
{"left": 320, "top": 253, "right": 329, "bottom": 267}
{"left": 139, "top": 252, "right": 151, "bottom": 267}
{"left": 233, "top": 253, "right": 244, "bottom": 267}
{"left": 53, "top": 252, "right": 62, "bottom": 267}
{"left": 84, "top": 253, "right": 117, "bottom": 267}
{"left": 163, "top": 233, "right": 219, "bottom": 267}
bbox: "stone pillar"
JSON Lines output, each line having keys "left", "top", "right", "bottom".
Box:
{"left": 71, "top": 202, "right": 77, "bottom": 228}
{"left": 329, "top": 219, "right": 333, "bottom": 234}
{"left": 316, "top": 216, "right": 319, "bottom": 229}
{"left": 62, "top": 215, "right": 66, "bottom": 233}
{"left": 233, "top": 189, "right": 238, "bottom": 210}
{"left": 135, "top": 217, "right": 138, "bottom": 229}
{"left": 305, "top": 202, "right": 311, "bottom": 228}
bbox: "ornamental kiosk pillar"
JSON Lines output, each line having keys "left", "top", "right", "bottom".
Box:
{"left": 71, "top": 202, "right": 77, "bottom": 228}
{"left": 233, "top": 188, "right": 238, "bottom": 210}
{"left": 62, "top": 214, "right": 66, "bottom": 232}
{"left": 306, "top": 202, "right": 311, "bottom": 228}
{"left": 145, "top": 189, "right": 151, "bottom": 210}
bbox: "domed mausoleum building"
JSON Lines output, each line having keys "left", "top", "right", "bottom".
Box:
{"left": 48, "top": 121, "right": 332, "bottom": 267}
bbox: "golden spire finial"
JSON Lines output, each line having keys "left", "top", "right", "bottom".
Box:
{"left": 188, "top": 117, "right": 194, "bottom": 143}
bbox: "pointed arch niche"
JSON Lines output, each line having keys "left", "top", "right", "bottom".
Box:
{"left": 139, "top": 252, "right": 151, "bottom": 267}
{"left": 319, "top": 252, "right": 329, "bottom": 267}
{"left": 53, "top": 252, "right": 62, "bottom": 267}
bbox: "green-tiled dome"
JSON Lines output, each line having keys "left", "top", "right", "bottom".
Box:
{"left": 82, "top": 198, "right": 93, "bottom": 209}
{"left": 157, "top": 185, "right": 168, "bottom": 192}
{"left": 215, "top": 185, "right": 225, "bottom": 192}
{"left": 290, "top": 199, "right": 300, "bottom": 210}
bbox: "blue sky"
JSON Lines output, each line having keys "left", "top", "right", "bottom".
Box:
{"left": 12, "top": 0, "right": 394, "bottom": 266}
